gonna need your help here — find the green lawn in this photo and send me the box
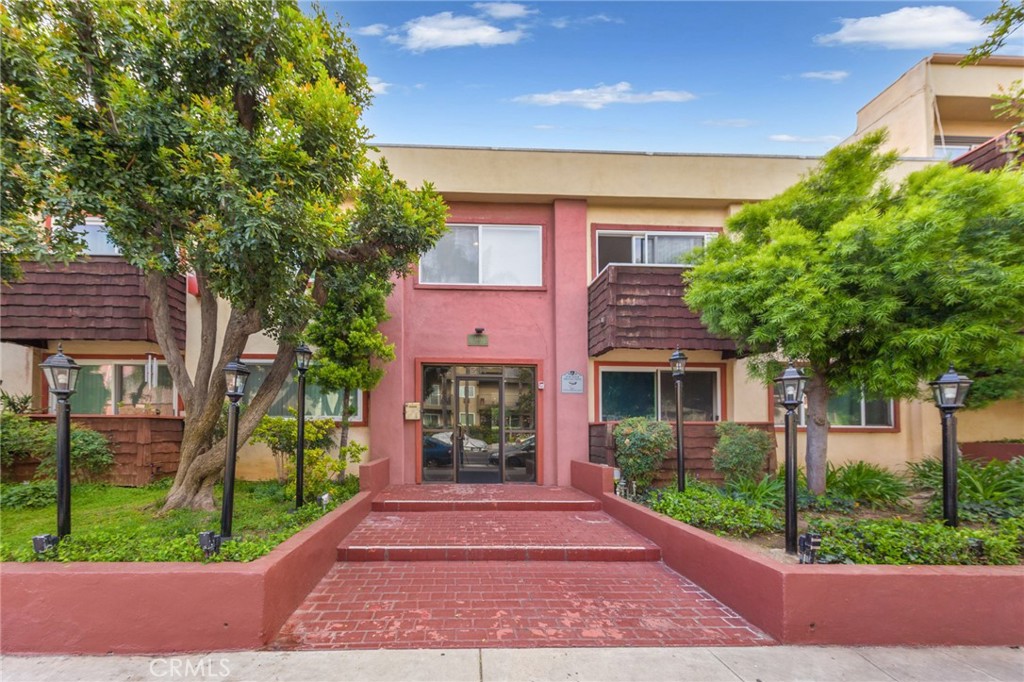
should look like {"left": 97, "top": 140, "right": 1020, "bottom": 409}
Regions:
{"left": 0, "top": 478, "right": 358, "bottom": 563}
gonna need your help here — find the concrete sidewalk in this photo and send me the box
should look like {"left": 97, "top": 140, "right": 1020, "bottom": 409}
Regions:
{"left": 2, "top": 646, "right": 1021, "bottom": 682}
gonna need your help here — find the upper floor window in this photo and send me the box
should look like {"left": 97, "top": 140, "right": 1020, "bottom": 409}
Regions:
{"left": 245, "top": 362, "right": 363, "bottom": 422}
{"left": 599, "top": 367, "right": 721, "bottom": 422}
{"left": 596, "top": 230, "right": 715, "bottom": 273}
{"left": 932, "top": 135, "right": 989, "bottom": 161}
{"left": 773, "top": 385, "right": 893, "bottom": 428}
{"left": 79, "top": 217, "right": 120, "bottom": 256}
{"left": 420, "top": 224, "right": 542, "bottom": 286}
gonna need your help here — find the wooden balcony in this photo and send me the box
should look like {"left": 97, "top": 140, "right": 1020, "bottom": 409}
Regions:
{"left": 951, "top": 128, "right": 1021, "bottom": 172}
{"left": 588, "top": 265, "right": 736, "bottom": 357}
{"left": 0, "top": 258, "right": 185, "bottom": 347}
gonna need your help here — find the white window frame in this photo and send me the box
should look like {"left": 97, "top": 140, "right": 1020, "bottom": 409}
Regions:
{"left": 598, "top": 366, "right": 722, "bottom": 423}
{"left": 773, "top": 387, "right": 894, "bottom": 428}
{"left": 245, "top": 360, "right": 364, "bottom": 422}
{"left": 51, "top": 359, "right": 179, "bottom": 416}
{"left": 79, "top": 217, "right": 121, "bottom": 256}
{"left": 419, "top": 223, "right": 543, "bottom": 287}
{"left": 596, "top": 230, "right": 717, "bottom": 275}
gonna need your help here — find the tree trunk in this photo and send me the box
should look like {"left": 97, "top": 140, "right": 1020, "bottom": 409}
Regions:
{"left": 339, "top": 387, "right": 351, "bottom": 448}
{"left": 804, "top": 370, "right": 830, "bottom": 495}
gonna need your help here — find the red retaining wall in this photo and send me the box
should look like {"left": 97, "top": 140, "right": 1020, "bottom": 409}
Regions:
{"left": 572, "top": 461, "right": 1024, "bottom": 646}
{"left": 0, "top": 458, "right": 389, "bottom": 654}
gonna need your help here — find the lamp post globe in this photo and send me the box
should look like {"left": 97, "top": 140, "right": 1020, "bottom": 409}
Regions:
{"left": 295, "top": 343, "right": 313, "bottom": 375}
{"left": 774, "top": 362, "right": 807, "bottom": 554}
{"left": 41, "top": 344, "right": 81, "bottom": 398}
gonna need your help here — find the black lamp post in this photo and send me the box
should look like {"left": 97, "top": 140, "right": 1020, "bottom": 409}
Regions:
{"left": 775, "top": 362, "right": 807, "bottom": 555}
{"left": 294, "top": 343, "right": 313, "bottom": 510}
{"left": 220, "top": 357, "right": 250, "bottom": 540}
{"left": 929, "top": 365, "right": 972, "bottom": 527}
{"left": 670, "top": 348, "right": 688, "bottom": 492}
{"left": 37, "top": 345, "right": 80, "bottom": 547}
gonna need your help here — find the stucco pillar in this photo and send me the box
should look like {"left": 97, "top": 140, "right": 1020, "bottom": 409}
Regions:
{"left": 373, "top": 275, "right": 410, "bottom": 484}
{"left": 551, "top": 199, "right": 589, "bottom": 485}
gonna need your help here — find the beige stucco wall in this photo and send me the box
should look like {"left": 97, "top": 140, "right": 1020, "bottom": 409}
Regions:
{"left": 0, "top": 342, "right": 37, "bottom": 400}
{"left": 235, "top": 426, "right": 370, "bottom": 481}
{"left": 847, "top": 54, "right": 1024, "bottom": 157}
{"left": 958, "top": 399, "right": 1024, "bottom": 443}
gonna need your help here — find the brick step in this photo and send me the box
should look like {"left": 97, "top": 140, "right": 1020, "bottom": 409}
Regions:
{"left": 337, "top": 511, "right": 661, "bottom": 562}
{"left": 371, "top": 484, "right": 602, "bottom": 512}
{"left": 273, "top": 561, "right": 775, "bottom": 649}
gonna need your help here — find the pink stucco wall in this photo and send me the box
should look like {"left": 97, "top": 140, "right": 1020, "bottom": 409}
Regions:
{"left": 572, "top": 461, "right": 1024, "bottom": 646}
{"left": 372, "top": 201, "right": 591, "bottom": 485}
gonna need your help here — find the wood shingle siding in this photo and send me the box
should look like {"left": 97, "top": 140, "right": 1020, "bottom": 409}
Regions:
{"left": 10, "top": 415, "right": 184, "bottom": 487}
{"left": 588, "top": 265, "right": 736, "bottom": 357}
{"left": 0, "top": 258, "right": 186, "bottom": 347}
{"left": 950, "top": 128, "right": 1021, "bottom": 172}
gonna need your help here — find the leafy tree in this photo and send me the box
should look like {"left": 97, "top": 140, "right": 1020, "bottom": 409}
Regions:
{"left": 2, "top": 0, "right": 447, "bottom": 510}
{"left": 964, "top": 1, "right": 1024, "bottom": 62}
{"left": 686, "top": 132, "right": 1024, "bottom": 494}
{"left": 304, "top": 269, "right": 395, "bottom": 449}
{"left": 962, "top": 0, "right": 1024, "bottom": 165}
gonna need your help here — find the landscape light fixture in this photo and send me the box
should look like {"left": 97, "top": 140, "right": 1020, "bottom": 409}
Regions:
{"left": 930, "top": 365, "right": 972, "bottom": 527}
{"left": 220, "top": 357, "right": 250, "bottom": 540}
{"left": 35, "top": 344, "right": 81, "bottom": 548}
{"left": 294, "top": 344, "right": 313, "bottom": 509}
{"left": 670, "top": 348, "right": 688, "bottom": 492}
{"left": 774, "top": 362, "right": 807, "bottom": 554}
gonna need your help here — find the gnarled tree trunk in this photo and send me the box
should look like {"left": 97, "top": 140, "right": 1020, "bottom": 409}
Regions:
{"left": 146, "top": 271, "right": 299, "bottom": 511}
{"left": 803, "top": 369, "right": 830, "bottom": 495}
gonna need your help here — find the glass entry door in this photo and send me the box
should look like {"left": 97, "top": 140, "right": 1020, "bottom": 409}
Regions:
{"left": 421, "top": 365, "right": 536, "bottom": 484}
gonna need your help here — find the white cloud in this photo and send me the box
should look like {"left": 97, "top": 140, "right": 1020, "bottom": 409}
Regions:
{"left": 551, "top": 13, "right": 622, "bottom": 29}
{"left": 472, "top": 2, "right": 536, "bottom": 20}
{"left": 514, "top": 82, "right": 696, "bottom": 110}
{"left": 367, "top": 77, "right": 391, "bottom": 95}
{"left": 533, "top": 124, "right": 557, "bottom": 130}
{"left": 702, "top": 118, "right": 757, "bottom": 128}
{"left": 356, "top": 23, "right": 389, "bottom": 37}
{"left": 770, "top": 134, "right": 842, "bottom": 143}
{"left": 388, "top": 12, "right": 525, "bottom": 51}
{"left": 815, "top": 6, "right": 986, "bottom": 49}
{"left": 801, "top": 70, "right": 849, "bottom": 83}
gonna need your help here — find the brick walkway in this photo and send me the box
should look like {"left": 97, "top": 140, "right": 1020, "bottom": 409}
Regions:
{"left": 272, "top": 485, "right": 775, "bottom": 650}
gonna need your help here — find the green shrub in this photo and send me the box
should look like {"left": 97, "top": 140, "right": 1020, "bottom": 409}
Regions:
{"left": 251, "top": 414, "right": 338, "bottom": 484}
{"left": 35, "top": 426, "right": 114, "bottom": 481}
{"left": 0, "top": 480, "right": 58, "bottom": 509}
{"left": 0, "top": 414, "right": 113, "bottom": 481}
{"left": 712, "top": 422, "right": 774, "bottom": 483}
{"left": 1, "top": 390, "right": 34, "bottom": 414}
{"left": 650, "top": 483, "right": 782, "bottom": 537}
{"left": 613, "top": 417, "right": 673, "bottom": 493}
{"left": 811, "top": 517, "right": 1021, "bottom": 565}
{"left": 0, "top": 413, "right": 49, "bottom": 468}
{"left": 828, "top": 461, "right": 910, "bottom": 509}
{"left": 723, "top": 474, "right": 784, "bottom": 509}
{"left": 908, "top": 456, "right": 1024, "bottom": 520}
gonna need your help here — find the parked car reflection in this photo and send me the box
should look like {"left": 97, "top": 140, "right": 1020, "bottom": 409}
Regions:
{"left": 488, "top": 435, "right": 535, "bottom": 468}
{"left": 423, "top": 435, "right": 453, "bottom": 467}
{"left": 432, "top": 430, "right": 488, "bottom": 453}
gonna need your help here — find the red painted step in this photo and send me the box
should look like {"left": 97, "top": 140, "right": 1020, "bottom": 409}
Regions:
{"left": 372, "top": 484, "right": 601, "bottom": 512}
{"left": 338, "top": 510, "right": 661, "bottom": 562}
{"left": 273, "top": 562, "right": 775, "bottom": 649}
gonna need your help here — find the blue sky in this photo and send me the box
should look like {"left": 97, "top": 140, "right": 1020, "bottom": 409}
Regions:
{"left": 316, "top": 2, "right": 1021, "bottom": 155}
